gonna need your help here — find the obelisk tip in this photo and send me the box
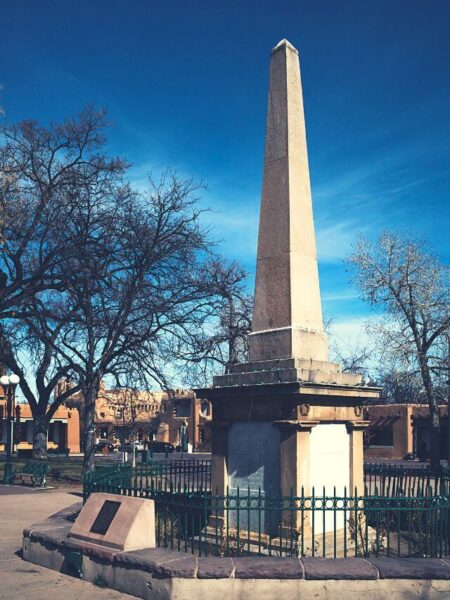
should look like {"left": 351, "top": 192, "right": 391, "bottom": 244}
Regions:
{"left": 271, "top": 39, "right": 299, "bottom": 55}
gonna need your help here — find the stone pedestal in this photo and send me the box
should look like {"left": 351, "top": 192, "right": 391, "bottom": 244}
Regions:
{"left": 196, "top": 359, "right": 379, "bottom": 535}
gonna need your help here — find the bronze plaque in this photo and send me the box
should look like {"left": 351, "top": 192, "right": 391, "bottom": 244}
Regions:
{"left": 89, "top": 500, "right": 121, "bottom": 535}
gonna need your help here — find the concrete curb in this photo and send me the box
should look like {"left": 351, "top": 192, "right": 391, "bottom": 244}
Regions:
{"left": 21, "top": 503, "right": 450, "bottom": 599}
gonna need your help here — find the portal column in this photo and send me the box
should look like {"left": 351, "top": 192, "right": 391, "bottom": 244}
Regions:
{"left": 209, "top": 421, "right": 230, "bottom": 529}
{"left": 276, "top": 420, "right": 319, "bottom": 496}
{"left": 276, "top": 420, "right": 318, "bottom": 532}
{"left": 346, "top": 421, "right": 370, "bottom": 496}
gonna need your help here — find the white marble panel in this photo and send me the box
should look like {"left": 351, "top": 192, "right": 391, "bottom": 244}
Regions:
{"left": 309, "top": 424, "right": 350, "bottom": 533}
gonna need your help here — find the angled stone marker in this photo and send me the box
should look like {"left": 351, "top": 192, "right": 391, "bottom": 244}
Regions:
{"left": 69, "top": 492, "right": 156, "bottom": 552}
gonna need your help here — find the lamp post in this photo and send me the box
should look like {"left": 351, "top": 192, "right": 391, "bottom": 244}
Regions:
{"left": 1, "top": 373, "right": 20, "bottom": 485}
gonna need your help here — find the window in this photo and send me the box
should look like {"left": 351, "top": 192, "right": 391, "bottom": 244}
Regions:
{"left": 200, "top": 401, "right": 209, "bottom": 417}
{"left": 369, "top": 426, "right": 394, "bottom": 447}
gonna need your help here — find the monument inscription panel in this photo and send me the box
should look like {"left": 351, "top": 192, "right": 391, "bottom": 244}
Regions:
{"left": 228, "top": 421, "right": 280, "bottom": 533}
{"left": 89, "top": 500, "right": 121, "bottom": 535}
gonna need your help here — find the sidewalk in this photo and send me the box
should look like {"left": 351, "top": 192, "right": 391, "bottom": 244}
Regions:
{"left": 0, "top": 486, "right": 134, "bottom": 599}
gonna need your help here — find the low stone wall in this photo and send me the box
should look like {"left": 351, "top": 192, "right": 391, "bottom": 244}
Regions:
{"left": 22, "top": 503, "right": 450, "bottom": 600}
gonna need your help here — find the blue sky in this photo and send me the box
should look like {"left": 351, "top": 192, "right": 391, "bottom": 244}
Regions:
{"left": 1, "top": 0, "right": 449, "bottom": 355}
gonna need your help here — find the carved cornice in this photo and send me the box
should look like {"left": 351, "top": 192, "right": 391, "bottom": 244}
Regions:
{"left": 273, "top": 420, "right": 320, "bottom": 431}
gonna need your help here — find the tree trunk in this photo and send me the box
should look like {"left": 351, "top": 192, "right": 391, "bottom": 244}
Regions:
{"left": 429, "top": 404, "right": 441, "bottom": 471}
{"left": 32, "top": 413, "right": 48, "bottom": 460}
{"left": 419, "top": 355, "right": 441, "bottom": 470}
{"left": 82, "top": 380, "right": 100, "bottom": 476}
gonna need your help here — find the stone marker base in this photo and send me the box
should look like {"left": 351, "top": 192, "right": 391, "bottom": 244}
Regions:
{"left": 22, "top": 503, "right": 450, "bottom": 600}
{"left": 212, "top": 357, "right": 362, "bottom": 388}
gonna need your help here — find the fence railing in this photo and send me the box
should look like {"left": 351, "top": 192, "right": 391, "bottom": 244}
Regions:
{"left": 83, "top": 459, "right": 211, "bottom": 501}
{"left": 83, "top": 460, "right": 449, "bottom": 500}
{"left": 152, "top": 487, "right": 450, "bottom": 559}
{"left": 138, "top": 459, "right": 211, "bottom": 492}
{"left": 364, "top": 463, "right": 450, "bottom": 497}
{"left": 83, "top": 461, "right": 450, "bottom": 558}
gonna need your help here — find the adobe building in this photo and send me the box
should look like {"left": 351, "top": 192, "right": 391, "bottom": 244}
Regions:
{"left": 196, "top": 39, "right": 381, "bottom": 535}
{"left": 156, "top": 392, "right": 212, "bottom": 451}
{"left": 64, "top": 381, "right": 163, "bottom": 447}
{"left": 365, "top": 403, "right": 449, "bottom": 461}
{"left": 0, "top": 398, "right": 80, "bottom": 454}
{"left": 63, "top": 381, "right": 211, "bottom": 451}
{"left": 93, "top": 386, "right": 162, "bottom": 444}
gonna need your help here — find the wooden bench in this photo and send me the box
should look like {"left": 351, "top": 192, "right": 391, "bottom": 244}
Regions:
{"left": 13, "top": 462, "right": 48, "bottom": 487}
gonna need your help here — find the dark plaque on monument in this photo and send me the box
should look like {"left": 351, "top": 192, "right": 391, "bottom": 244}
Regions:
{"left": 89, "top": 500, "right": 121, "bottom": 535}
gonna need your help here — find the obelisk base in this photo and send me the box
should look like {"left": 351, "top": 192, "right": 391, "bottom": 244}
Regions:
{"left": 248, "top": 327, "right": 328, "bottom": 362}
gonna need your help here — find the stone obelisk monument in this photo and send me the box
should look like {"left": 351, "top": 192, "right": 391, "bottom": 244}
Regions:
{"left": 196, "top": 40, "right": 380, "bottom": 536}
{"left": 249, "top": 39, "right": 328, "bottom": 364}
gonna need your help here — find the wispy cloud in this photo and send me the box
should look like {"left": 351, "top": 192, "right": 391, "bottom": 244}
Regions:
{"left": 311, "top": 135, "right": 443, "bottom": 264}
{"left": 316, "top": 220, "right": 362, "bottom": 263}
{"left": 328, "top": 317, "right": 368, "bottom": 348}
{"left": 322, "top": 290, "right": 359, "bottom": 302}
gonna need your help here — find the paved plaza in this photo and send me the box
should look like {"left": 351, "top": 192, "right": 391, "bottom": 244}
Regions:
{"left": 0, "top": 486, "right": 133, "bottom": 599}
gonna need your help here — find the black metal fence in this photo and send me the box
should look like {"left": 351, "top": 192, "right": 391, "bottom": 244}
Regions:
{"left": 83, "top": 459, "right": 211, "bottom": 501}
{"left": 83, "top": 460, "right": 450, "bottom": 558}
{"left": 154, "top": 488, "right": 450, "bottom": 558}
{"left": 364, "top": 463, "right": 449, "bottom": 497}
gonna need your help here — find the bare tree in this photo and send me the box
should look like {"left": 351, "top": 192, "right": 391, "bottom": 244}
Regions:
{"left": 178, "top": 260, "right": 252, "bottom": 386}
{"left": 0, "top": 321, "right": 81, "bottom": 458}
{"left": 0, "top": 107, "right": 125, "bottom": 319}
{"left": 45, "top": 172, "right": 244, "bottom": 475}
{"left": 329, "top": 339, "right": 371, "bottom": 378}
{"left": 326, "top": 317, "right": 372, "bottom": 379}
{"left": 0, "top": 108, "right": 126, "bottom": 457}
{"left": 1, "top": 109, "right": 251, "bottom": 473}
{"left": 347, "top": 232, "right": 449, "bottom": 469}
{"left": 376, "top": 367, "right": 425, "bottom": 404}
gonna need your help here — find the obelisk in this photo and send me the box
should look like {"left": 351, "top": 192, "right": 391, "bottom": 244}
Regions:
{"left": 248, "top": 39, "right": 328, "bottom": 363}
{"left": 195, "top": 40, "right": 380, "bottom": 539}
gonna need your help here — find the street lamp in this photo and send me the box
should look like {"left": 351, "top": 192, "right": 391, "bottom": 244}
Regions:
{"left": 1, "top": 373, "right": 20, "bottom": 485}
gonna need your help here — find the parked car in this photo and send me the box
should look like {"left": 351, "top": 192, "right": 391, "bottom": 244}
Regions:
{"left": 148, "top": 441, "right": 175, "bottom": 454}
{"left": 403, "top": 452, "right": 420, "bottom": 461}
{"left": 94, "top": 441, "right": 116, "bottom": 453}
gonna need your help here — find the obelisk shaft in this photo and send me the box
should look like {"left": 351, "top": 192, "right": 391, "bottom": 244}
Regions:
{"left": 248, "top": 39, "right": 328, "bottom": 362}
